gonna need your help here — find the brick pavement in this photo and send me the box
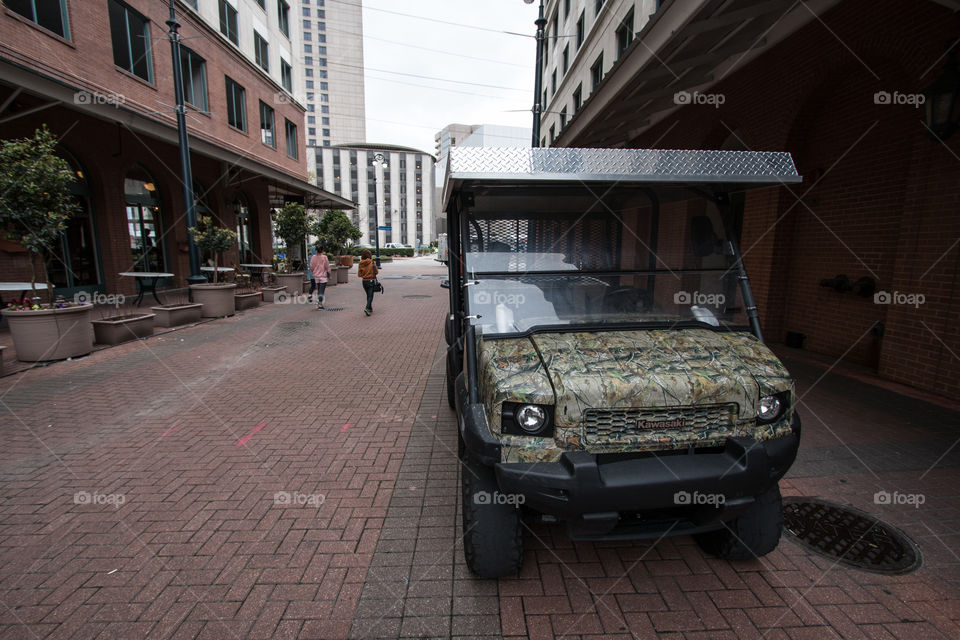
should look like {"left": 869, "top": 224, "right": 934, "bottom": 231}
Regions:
{"left": 1, "top": 256, "right": 959, "bottom": 639}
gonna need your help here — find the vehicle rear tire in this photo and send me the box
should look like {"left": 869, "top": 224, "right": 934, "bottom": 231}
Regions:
{"left": 446, "top": 371, "right": 456, "bottom": 410}
{"left": 460, "top": 459, "right": 524, "bottom": 578}
{"left": 695, "top": 484, "right": 783, "bottom": 561}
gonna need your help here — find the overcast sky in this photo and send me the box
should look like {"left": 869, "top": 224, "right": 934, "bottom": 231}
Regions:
{"left": 359, "top": 0, "right": 539, "bottom": 154}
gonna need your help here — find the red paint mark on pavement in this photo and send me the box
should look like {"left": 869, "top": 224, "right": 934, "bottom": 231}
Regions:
{"left": 237, "top": 422, "right": 267, "bottom": 446}
{"left": 161, "top": 425, "right": 180, "bottom": 437}
{"left": 340, "top": 423, "right": 350, "bottom": 432}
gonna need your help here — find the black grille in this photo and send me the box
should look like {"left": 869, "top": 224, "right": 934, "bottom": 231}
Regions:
{"left": 582, "top": 404, "right": 737, "bottom": 442}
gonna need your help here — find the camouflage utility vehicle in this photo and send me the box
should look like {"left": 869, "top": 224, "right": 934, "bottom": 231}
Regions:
{"left": 442, "top": 148, "right": 803, "bottom": 578}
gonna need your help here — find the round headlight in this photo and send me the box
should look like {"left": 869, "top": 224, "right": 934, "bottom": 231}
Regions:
{"left": 758, "top": 395, "right": 783, "bottom": 422}
{"left": 515, "top": 405, "right": 547, "bottom": 433}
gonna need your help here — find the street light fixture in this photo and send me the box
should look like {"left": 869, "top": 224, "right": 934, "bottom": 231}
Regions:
{"left": 371, "top": 152, "right": 386, "bottom": 267}
{"left": 525, "top": 0, "right": 547, "bottom": 147}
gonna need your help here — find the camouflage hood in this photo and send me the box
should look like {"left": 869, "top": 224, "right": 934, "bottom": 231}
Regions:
{"left": 478, "top": 329, "right": 793, "bottom": 461}
{"left": 529, "top": 329, "right": 789, "bottom": 426}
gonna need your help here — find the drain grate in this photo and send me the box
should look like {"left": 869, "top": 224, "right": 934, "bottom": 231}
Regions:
{"left": 321, "top": 307, "right": 345, "bottom": 311}
{"left": 782, "top": 497, "right": 921, "bottom": 575}
{"left": 402, "top": 295, "right": 432, "bottom": 299}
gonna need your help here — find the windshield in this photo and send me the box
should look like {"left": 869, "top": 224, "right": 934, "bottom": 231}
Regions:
{"left": 460, "top": 185, "right": 750, "bottom": 336}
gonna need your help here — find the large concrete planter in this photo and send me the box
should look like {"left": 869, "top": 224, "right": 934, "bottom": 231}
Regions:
{"left": 260, "top": 286, "right": 286, "bottom": 302}
{"left": 337, "top": 265, "right": 348, "bottom": 284}
{"left": 326, "top": 267, "right": 338, "bottom": 287}
{"left": 190, "top": 283, "right": 237, "bottom": 317}
{"left": 91, "top": 313, "right": 155, "bottom": 345}
{"left": 1, "top": 304, "right": 94, "bottom": 361}
{"left": 151, "top": 303, "right": 202, "bottom": 328}
{"left": 234, "top": 291, "right": 262, "bottom": 310}
{"left": 339, "top": 255, "right": 354, "bottom": 267}
{"left": 275, "top": 273, "right": 304, "bottom": 295}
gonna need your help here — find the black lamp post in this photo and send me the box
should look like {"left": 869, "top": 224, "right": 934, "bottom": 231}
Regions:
{"left": 167, "top": 0, "right": 204, "bottom": 284}
{"left": 924, "top": 41, "right": 960, "bottom": 141}
{"left": 525, "top": 0, "right": 547, "bottom": 147}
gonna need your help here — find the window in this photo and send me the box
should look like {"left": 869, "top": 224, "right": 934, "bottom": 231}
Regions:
{"left": 307, "top": 116, "right": 315, "bottom": 124}
{"left": 549, "top": 124, "right": 556, "bottom": 145}
{"left": 320, "top": 82, "right": 328, "bottom": 90}
{"left": 304, "top": 56, "right": 312, "bottom": 64}
{"left": 306, "top": 80, "right": 314, "bottom": 89}
{"left": 576, "top": 13, "right": 584, "bottom": 48}
{"left": 308, "top": 127, "right": 316, "bottom": 136}
{"left": 302, "top": 6, "right": 309, "bottom": 16}
{"left": 322, "top": 128, "right": 330, "bottom": 136}
{"left": 254, "top": 31, "right": 269, "bottom": 72}
{"left": 255, "top": 0, "right": 265, "bottom": 8}
{"left": 180, "top": 46, "right": 207, "bottom": 111}
{"left": 280, "top": 59, "right": 292, "bottom": 92}
{"left": 184, "top": 0, "right": 197, "bottom": 8}
{"left": 595, "top": 0, "right": 605, "bottom": 15}
{"left": 573, "top": 83, "right": 582, "bottom": 112}
{"left": 218, "top": 0, "right": 238, "bottom": 45}
{"left": 302, "top": 19, "right": 310, "bottom": 29}
{"left": 303, "top": 31, "right": 311, "bottom": 41}
{"left": 563, "top": 0, "right": 570, "bottom": 19}
{"left": 318, "top": 34, "right": 325, "bottom": 43}
{"left": 225, "top": 76, "right": 246, "bottom": 131}
{"left": 304, "top": 44, "right": 312, "bottom": 53}
{"left": 285, "top": 119, "right": 298, "bottom": 159}
{"left": 4, "top": 0, "right": 70, "bottom": 38}
{"left": 108, "top": 0, "right": 152, "bottom": 81}
{"left": 616, "top": 9, "right": 634, "bottom": 59}
{"left": 278, "top": 0, "right": 290, "bottom": 38}
{"left": 560, "top": 107, "right": 567, "bottom": 128}
{"left": 591, "top": 53, "right": 604, "bottom": 90}
{"left": 305, "top": 68, "right": 313, "bottom": 78}
{"left": 550, "top": 13, "right": 557, "bottom": 41}
{"left": 259, "top": 101, "right": 275, "bottom": 147}
{"left": 551, "top": 70, "right": 556, "bottom": 95}
{"left": 562, "top": 44, "right": 569, "bottom": 75}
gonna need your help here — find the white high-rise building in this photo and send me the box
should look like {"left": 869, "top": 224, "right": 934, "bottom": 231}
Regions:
{"left": 310, "top": 144, "right": 435, "bottom": 246}
{"left": 296, "top": 0, "right": 366, "bottom": 147}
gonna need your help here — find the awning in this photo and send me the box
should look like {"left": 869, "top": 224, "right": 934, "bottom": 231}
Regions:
{"left": 555, "top": 0, "right": 841, "bottom": 148}
{"left": 0, "top": 58, "right": 356, "bottom": 211}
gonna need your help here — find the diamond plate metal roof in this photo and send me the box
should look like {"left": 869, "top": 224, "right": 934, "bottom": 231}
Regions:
{"left": 443, "top": 147, "right": 800, "bottom": 210}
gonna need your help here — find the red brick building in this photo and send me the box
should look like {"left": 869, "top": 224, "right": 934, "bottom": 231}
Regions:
{"left": 551, "top": 0, "right": 960, "bottom": 400}
{"left": 0, "top": 0, "right": 352, "bottom": 297}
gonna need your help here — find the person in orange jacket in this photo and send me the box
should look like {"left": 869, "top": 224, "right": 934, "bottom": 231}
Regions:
{"left": 357, "top": 249, "right": 378, "bottom": 316}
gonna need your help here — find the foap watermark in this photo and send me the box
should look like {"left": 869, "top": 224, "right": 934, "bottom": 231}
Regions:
{"left": 74, "top": 491, "right": 126, "bottom": 507}
{"left": 874, "top": 91, "right": 926, "bottom": 108}
{"left": 873, "top": 290, "right": 924, "bottom": 308}
{"left": 674, "top": 490, "right": 725, "bottom": 506}
{"left": 74, "top": 291, "right": 126, "bottom": 306}
{"left": 273, "top": 91, "right": 307, "bottom": 106}
{"left": 674, "top": 290, "right": 725, "bottom": 308}
{"left": 274, "top": 291, "right": 311, "bottom": 305}
{"left": 473, "top": 490, "right": 525, "bottom": 506}
{"left": 874, "top": 490, "right": 925, "bottom": 509}
{"left": 674, "top": 90, "right": 725, "bottom": 108}
{"left": 274, "top": 491, "right": 325, "bottom": 507}
{"left": 74, "top": 90, "right": 125, "bottom": 108}
{"left": 473, "top": 291, "right": 526, "bottom": 308}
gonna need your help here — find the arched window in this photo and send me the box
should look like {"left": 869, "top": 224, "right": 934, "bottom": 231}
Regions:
{"left": 46, "top": 149, "right": 101, "bottom": 292}
{"left": 124, "top": 167, "right": 166, "bottom": 272}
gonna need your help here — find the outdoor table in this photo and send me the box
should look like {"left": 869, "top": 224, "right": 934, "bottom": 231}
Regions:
{"left": 200, "top": 267, "right": 234, "bottom": 283}
{"left": 239, "top": 264, "right": 272, "bottom": 285}
{"left": 118, "top": 272, "right": 174, "bottom": 306}
{"left": 0, "top": 282, "right": 49, "bottom": 301}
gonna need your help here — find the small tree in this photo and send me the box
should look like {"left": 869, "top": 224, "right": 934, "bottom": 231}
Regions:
{"left": 0, "top": 126, "right": 77, "bottom": 301}
{"left": 272, "top": 202, "right": 310, "bottom": 272}
{"left": 188, "top": 216, "right": 236, "bottom": 284}
{"left": 312, "top": 209, "right": 361, "bottom": 258}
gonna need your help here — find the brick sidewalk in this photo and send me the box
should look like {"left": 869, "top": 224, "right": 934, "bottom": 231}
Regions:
{"left": 1, "top": 258, "right": 959, "bottom": 639}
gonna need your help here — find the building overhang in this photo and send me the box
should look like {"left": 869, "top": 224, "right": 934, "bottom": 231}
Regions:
{"left": 555, "top": 0, "right": 842, "bottom": 148}
{"left": 0, "top": 58, "right": 355, "bottom": 211}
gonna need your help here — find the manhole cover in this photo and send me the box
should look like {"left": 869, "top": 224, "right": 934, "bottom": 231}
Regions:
{"left": 782, "top": 497, "right": 921, "bottom": 575}
{"left": 402, "top": 295, "right": 431, "bottom": 299}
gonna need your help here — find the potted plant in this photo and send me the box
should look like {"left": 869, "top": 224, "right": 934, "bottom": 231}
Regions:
{"left": 91, "top": 310, "right": 156, "bottom": 345}
{"left": 188, "top": 216, "right": 237, "bottom": 317}
{"left": 272, "top": 202, "right": 310, "bottom": 295}
{"left": 0, "top": 126, "right": 93, "bottom": 361}
{"left": 312, "top": 209, "right": 361, "bottom": 270}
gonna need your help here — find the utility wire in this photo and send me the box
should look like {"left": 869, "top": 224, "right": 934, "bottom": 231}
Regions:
{"left": 325, "top": 0, "right": 529, "bottom": 37}
{"left": 325, "top": 59, "right": 530, "bottom": 93}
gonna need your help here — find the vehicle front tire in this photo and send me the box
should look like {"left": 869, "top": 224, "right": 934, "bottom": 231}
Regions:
{"left": 695, "top": 483, "right": 783, "bottom": 561}
{"left": 460, "top": 459, "right": 524, "bottom": 578}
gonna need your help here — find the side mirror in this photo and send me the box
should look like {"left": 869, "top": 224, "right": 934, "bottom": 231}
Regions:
{"left": 691, "top": 216, "right": 721, "bottom": 257}
{"left": 441, "top": 280, "right": 450, "bottom": 289}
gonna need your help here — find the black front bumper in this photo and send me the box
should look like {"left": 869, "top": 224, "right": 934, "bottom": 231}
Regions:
{"left": 457, "top": 375, "right": 800, "bottom": 539}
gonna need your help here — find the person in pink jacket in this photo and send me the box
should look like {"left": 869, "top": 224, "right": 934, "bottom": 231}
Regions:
{"left": 308, "top": 244, "right": 331, "bottom": 310}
